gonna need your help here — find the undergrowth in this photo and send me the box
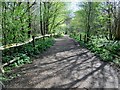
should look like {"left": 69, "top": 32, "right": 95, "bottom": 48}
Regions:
{"left": 70, "top": 34, "right": 120, "bottom": 66}
{"left": 1, "top": 37, "right": 54, "bottom": 82}
{"left": 53, "top": 33, "right": 64, "bottom": 38}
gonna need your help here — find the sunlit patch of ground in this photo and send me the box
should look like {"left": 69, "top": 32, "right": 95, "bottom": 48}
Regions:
{"left": 6, "top": 35, "right": 120, "bottom": 88}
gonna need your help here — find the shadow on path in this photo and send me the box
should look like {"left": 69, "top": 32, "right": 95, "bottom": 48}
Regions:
{"left": 6, "top": 35, "right": 119, "bottom": 88}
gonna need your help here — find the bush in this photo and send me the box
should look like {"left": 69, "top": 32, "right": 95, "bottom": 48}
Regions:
{"left": 2, "top": 37, "right": 54, "bottom": 73}
{"left": 70, "top": 34, "right": 120, "bottom": 66}
{"left": 53, "top": 33, "right": 63, "bottom": 38}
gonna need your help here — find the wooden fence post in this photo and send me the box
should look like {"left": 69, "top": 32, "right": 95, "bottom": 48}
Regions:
{"left": 84, "top": 34, "right": 86, "bottom": 43}
{"left": 32, "top": 35, "right": 35, "bottom": 51}
{"left": 79, "top": 34, "right": 81, "bottom": 41}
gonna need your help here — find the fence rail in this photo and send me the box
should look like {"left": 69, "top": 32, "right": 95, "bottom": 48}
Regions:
{"left": 0, "top": 34, "right": 56, "bottom": 73}
{"left": 0, "top": 34, "right": 54, "bottom": 51}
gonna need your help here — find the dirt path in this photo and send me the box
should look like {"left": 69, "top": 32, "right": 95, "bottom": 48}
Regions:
{"left": 6, "top": 35, "right": 120, "bottom": 88}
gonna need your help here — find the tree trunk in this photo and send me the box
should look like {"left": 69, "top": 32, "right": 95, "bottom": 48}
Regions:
{"left": 27, "top": 1, "right": 31, "bottom": 38}
{"left": 2, "top": 2, "right": 7, "bottom": 45}
{"left": 107, "top": 2, "right": 112, "bottom": 40}
{"left": 40, "top": 2, "right": 44, "bottom": 35}
{"left": 86, "top": 2, "right": 91, "bottom": 42}
{"left": 115, "top": 4, "right": 120, "bottom": 40}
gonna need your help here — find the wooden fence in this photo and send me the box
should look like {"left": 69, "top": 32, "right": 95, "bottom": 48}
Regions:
{"left": 0, "top": 34, "right": 55, "bottom": 73}
{"left": 0, "top": 34, "right": 54, "bottom": 51}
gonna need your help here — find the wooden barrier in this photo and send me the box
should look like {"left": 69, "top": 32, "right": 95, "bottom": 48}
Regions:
{"left": 0, "top": 57, "right": 20, "bottom": 73}
{"left": 0, "top": 34, "right": 57, "bottom": 73}
{"left": 0, "top": 34, "right": 53, "bottom": 51}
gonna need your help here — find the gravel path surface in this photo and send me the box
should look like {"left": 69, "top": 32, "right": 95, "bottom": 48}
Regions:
{"left": 6, "top": 35, "right": 120, "bottom": 88}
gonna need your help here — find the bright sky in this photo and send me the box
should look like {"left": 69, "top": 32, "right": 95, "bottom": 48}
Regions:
{"left": 66, "top": 2, "right": 79, "bottom": 17}
{"left": 70, "top": 2, "right": 79, "bottom": 12}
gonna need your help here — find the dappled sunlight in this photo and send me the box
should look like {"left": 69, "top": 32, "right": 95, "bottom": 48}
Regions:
{"left": 2, "top": 1, "right": 120, "bottom": 89}
{"left": 6, "top": 36, "right": 119, "bottom": 88}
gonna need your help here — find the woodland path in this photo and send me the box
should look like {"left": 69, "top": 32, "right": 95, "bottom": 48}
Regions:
{"left": 6, "top": 35, "right": 120, "bottom": 88}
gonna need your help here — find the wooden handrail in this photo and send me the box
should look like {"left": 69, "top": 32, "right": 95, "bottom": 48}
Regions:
{"left": 0, "top": 34, "right": 53, "bottom": 51}
{"left": 0, "top": 33, "right": 58, "bottom": 73}
{"left": 0, "top": 57, "right": 20, "bottom": 73}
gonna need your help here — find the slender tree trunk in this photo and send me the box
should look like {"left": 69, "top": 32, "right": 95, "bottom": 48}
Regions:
{"left": 40, "top": 2, "right": 44, "bottom": 35}
{"left": 107, "top": 2, "right": 112, "bottom": 40}
{"left": 43, "top": 2, "right": 47, "bottom": 35}
{"left": 2, "top": 2, "right": 7, "bottom": 45}
{"left": 27, "top": 1, "right": 31, "bottom": 38}
{"left": 45, "top": 2, "right": 50, "bottom": 34}
{"left": 46, "top": 19, "right": 49, "bottom": 34}
{"left": 86, "top": 2, "right": 91, "bottom": 42}
{"left": 1, "top": 2, "right": 4, "bottom": 40}
{"left": 115, "top": 3, "right": 120, "bottom": 40}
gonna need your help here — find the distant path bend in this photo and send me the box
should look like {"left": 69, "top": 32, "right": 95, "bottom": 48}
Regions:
{"left": 6, "top": 35, "right": 120, "bottom": 88}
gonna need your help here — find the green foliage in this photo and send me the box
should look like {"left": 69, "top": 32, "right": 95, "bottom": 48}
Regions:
{"left": 53, "top": 33, "right": 63, "bottom": 38}
{"left": 0, "top": 73, "right": 22, "bottom": 82}
{"left": 1, "top": 37, "right": 54, "bottom": 82}
{"left": 0, "top": 73, "right": 10, "bottom": 82}
{"left": 4, "top": 53, "right": 31, "bottom": 71}
{"left": 69, "top": 2, "right": 120, "bottom": 66}
{"left": 71, "top": 34, "right": 120, "bottom": 66}
{"left": 2, "top": 37, "right": 54, "bottom": 73}
{"left": 86, "top": 38, "right": 120, "bottom": 65}
{"left": 69, "top": 2, "right": 101, "bottom": 36}
{"left": 35, "top": 37, "right": 54, "bottom": 53}
{"left": 2, "top": 2, "right": 31, "bottom": 45}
